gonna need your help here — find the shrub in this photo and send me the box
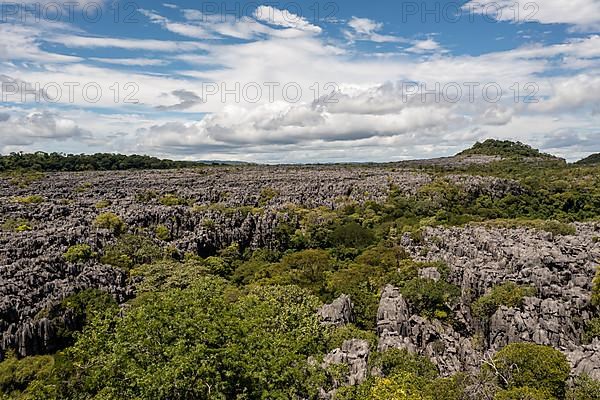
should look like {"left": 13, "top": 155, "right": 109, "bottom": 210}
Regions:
{"left": 330, "top": 221, "right": 376, "bottom": 249}
{"left": 566, "top": 375, "right": 600, "bottom": 400}
{"left": 94, "top": 212, "right": 125, "bottom": 234}
{"left": 583, "top": 317, "right": 600, "bottom": 343}
{"left": 592, "top": 266, "right": 600, "bottom": 307}
{"left": 327, "top": 324, "right": 378, "bottom": 351}
{"left": 494, "top": 387, "right": 554, "bottom": 400}
{"left": 135, "top": 190, "right": 157, "bottom": 203}
{"left": 63, "top": 244, "right": 96, "bottom": 263}
{"left": 274, "top": 249, "right": 336, "bottom": 296}
{"left": 2, "top": 218, "right": 33, "bottom": 232}
{"left": 155, "top": 225, "right": 171, "bottom": 241}
{"left": 365, "top": 372, "right": 430, "bottom": 400}
{"left": 94, "top": 200, "right": 110, "bottom": 209}
{"left": 369, "top": 348, "right": 438, "bottom": 380}
{"left": 101, "top": 234, "right": 163, "bottom": 270}
{"left": 481, "top": 219, "right": 576, "bottom": 236}
{"left": 13, "top": 195, "right": 44, "bottom": 204}
{"left": 472, "top": 283, "right": 536, "bottom": 321}
{"left": 0, "top": 353, "right": 55, "bottom": 398}
{"left": 258, "top": 187, "right": 279, "bottom": 206}
{"left": 400, "top": 278, "right": 460, "bottom": 319}
{"left": 490, "top": 343, "right": 570, "bottom": 398}
{"left": 159, "top": 193, "right": 187, "bottom": 206}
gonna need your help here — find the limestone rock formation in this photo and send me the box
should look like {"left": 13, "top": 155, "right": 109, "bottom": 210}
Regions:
{"left": 318, "top": 295, "right": 355, "bottom": 326}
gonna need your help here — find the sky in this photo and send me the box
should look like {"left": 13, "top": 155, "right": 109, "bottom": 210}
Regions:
{"left": 0, "top": 0, "right": 599, "bottom": 163}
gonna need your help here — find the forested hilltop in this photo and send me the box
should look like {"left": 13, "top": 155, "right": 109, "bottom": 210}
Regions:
{"left": 1, "top": 140, "right": 600, "bottom": 399}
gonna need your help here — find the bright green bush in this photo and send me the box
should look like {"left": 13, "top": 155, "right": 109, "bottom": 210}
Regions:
{"left": 0, "top": 353, "right": 54, "bottom": 398}
{"left": 63, "top": 244, "right": 95, "bottom": 263}
{"left": 258, "top": 187, "right": 279, "bottom": 206}
{"left": 364, "top": 372, "right": 431, "bottom": 400}
{"left": 271, "top": 249, "right": 336, "bottom": 296}
{"left": 472, "top": 282, "right": 536, "bottom": 321}
{"left": 490, "top": 343, "right": 570, "bottom": 398}
{"left": 155, "top": 224, "right": 171, "bottom": 241}
{"left": 2, "top": 218, "right": 33, "bottom": 232}
{"left": 94, "top": 212, "right": 125, "bottom": 234}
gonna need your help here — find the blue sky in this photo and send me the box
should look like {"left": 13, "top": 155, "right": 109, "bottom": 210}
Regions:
{"left": 0, "top": 0, "right": 599, "bottom": 162}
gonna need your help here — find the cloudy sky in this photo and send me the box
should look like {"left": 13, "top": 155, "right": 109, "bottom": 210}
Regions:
{"left": 0, "top": 0, "right": 599, "bottom": 162}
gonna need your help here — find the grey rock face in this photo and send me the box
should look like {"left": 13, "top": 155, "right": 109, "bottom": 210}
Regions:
{"left": 377, "top": 285, "right": 481, "bottom": 376}
{"left": 318, "top": 295, "right": 355, "bottom": 326}
{"left": 378, "top": 223, "right": 600, "bottom": 377}
{"left": 320, "top": 339, "right": 370, "bottom": 398}
{"left": 566, "top": 340, "right": 600, "bottom": 380}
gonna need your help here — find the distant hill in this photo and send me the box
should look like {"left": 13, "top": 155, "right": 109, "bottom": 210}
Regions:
{"left": 457, "top": 139, "right": 558, "bottom": 160}
{"left": 575, "top": 153, "right": 600, "bottom": 166}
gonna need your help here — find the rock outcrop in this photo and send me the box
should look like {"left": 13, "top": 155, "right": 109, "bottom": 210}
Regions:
{"left": 318, "top": 295, "right": 355, "bottom": 326}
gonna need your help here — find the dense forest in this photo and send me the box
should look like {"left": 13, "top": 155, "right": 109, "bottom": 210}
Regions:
{"left": 1, "top": 140, "right": 600, "bottom": 399}
{"left": 0, "top": 152, "right": 205, "bottom": 172}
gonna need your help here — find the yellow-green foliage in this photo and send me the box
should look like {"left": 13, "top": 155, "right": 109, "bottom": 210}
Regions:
{"left": 100, "top": 234, "right": 163, "bottom": 271}
{"left": 566, "top": 375, "right": 600, "bottom": 400}
{"left": 490, "top": 343, "right": 570, "bottom": 398}
{"left": 94, "top": 200, "right": 110, "bottom": 209}
{"left": 365, "top": 372, "right": 432, "bottom": 400}
{"left": 13, "top": 195, "right": 44, "bottom": 204}
{"left": 0, "top": 353, "right": 54, "bottom": 399}
{"left": 6, "top": 171, "right": 45, "bottom": 188}
{"left": 155, "top": 225, "right": 171, "bottom": 241}
{"left": 2, "top": 218, "right": 32, "bottom": 232}
{"left": 494, "top": 387, "right": 554, "bottom": 400}
{"left": 258, "top": 187, "right": 279, "bottom": 206}
{"left": 583, "top": 318, "right": 600, "bottom": 343}
{"left": 472, "top": 282, "right": 536, "bottom": 321}
{"left": 94, "top": 212, "right": 125, "bottom": 234}
{"left": 159, "top": 194, "right": 188, "bottom": 206}
{"left": 75, "top": 182, "right": 92, "bottom": 193}
{"left": 64, "top": 244, "right": 96, "bottom": 263}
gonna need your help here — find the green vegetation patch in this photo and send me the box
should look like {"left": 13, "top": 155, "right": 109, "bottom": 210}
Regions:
{"left": 12, "top": 195, "right": 44, "bottom": 204}
{"left": 472, "top": 282, "right": 536, "bottom": 321}
{"left": 94, "top": 212, "right": 126, "bottom": 235}
{"left": 63, "top": 244, "right": 96, "bottom": 263}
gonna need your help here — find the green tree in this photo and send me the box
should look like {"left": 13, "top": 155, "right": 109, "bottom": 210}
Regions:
{"left": 490, "top": 343, "right": 570, "bottom": 399}
{"left": 494, "top": 387, "right": 554, "bottom": 400}
{"left": 63, "top": 244, "right": 96, "bottom": 263}
{"left": 472, "top": 283, "right": 536, "bottom": 321}
{"left": 94, "top": 212, "right": 126, "bottom": 235}
{"left": 42, "top": 279, "right": 329, "bottom": 399}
